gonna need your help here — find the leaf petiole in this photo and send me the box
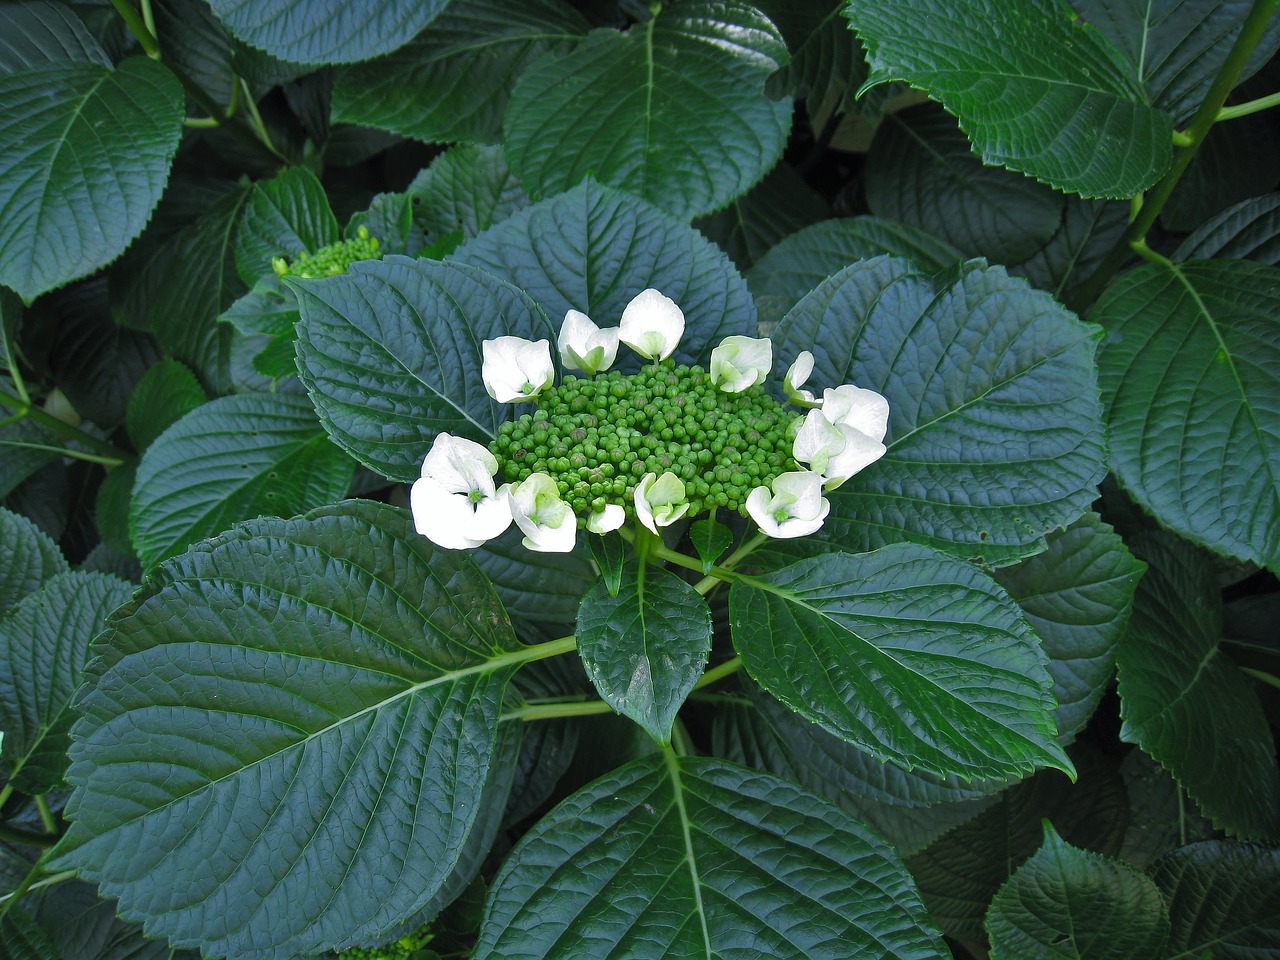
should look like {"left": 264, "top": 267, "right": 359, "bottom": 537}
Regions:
{"left": 1216, "top": 90, "right": 1280, "bottom": 122}
{"left": 109, "top": 0, "right": 160, "bottom": 59}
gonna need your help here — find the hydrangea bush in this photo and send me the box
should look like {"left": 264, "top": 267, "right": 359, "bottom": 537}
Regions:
{"left": 1, "top": 1, "right": 1278, "bottom": 959}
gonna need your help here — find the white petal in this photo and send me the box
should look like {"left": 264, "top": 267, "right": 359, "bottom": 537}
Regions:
{"left": 558, "top": 310, "right": 620, "bottom": 375}
{"left": 508, "top": 473, "right": 577, "bottom": 553}
{"left": 710, "top": 336, "right": 772, "bottom": 392}
{"left": 421, "top": 432, "right": 498, "bottom": 495}
{"left": 634, "top": 471, "right": 688, "bottom": 534}
{"left": 792, "top": 409, "right": 843, "bottom": 474}
{"left": 482, "top": 336, "right": 554, "bottom": 402}
{"left": 619, "top": 288, "right": 685, "bottom": 361}
{"left": 745, "top": 471, "right": 829, "bottom": 538}
{"left": 410, "top": 476, "right": 511, "bottom": 549}
{"left": 822, "top": 385, "right": 890, "bottom": 442}
{"left": 823, "top": 424, "right": 887, "bottom": 489}
{"left": 784, "top": 351, "right": 819, "bottom": 407}
{"left": 587, "top": 503, "right": 625, "bottom": 534}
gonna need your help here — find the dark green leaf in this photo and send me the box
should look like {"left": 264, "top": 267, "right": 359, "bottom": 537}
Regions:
{"left": 292, "top": 257, "right": 554, "bottom": 481}
{"left": 689, "top": 516, "right": 732, "bottom": 572}
{"left": 94, "top": 462, "right": 135, "bottom": 558}
{"left": 1116, "top": 531, "right": 1280, "bottom": 840}
{"left": 126, "top": 360, "right": 208, "bottom": 453}
{"left": 586, "top": 531, "right": 626, "bottom": 597}
{"left": 1095, "top": 260, "right": 1280, "bottom": 571}
{"left": 151, "top": 0, "right": 243, "bottom": 105}
{"left": 0, "top": 58, "right": 183, "bottom": 302}
{"left": 576, "top": 560, "right": 712, "bottom": 742}
{"left": 730, "top": 544, "right": 1072, "bottom": 782}
{"left": 758, "top": 0, "right": 868, "bottom": 110}
{"left": 694, "top": 162, "right": 828, "bottom": 271}
{"left": 1173, "top": 193, "right": 1280, "bottom": 264}
{"left": 0, "top": 571, "right": 133, "bottom": 793}
{"left": 129, "top": 393, "right": 355, "bottom": 570}
{"left": 775, "top": 257, "right": 1106, "bottom": 563}
{"left": 407, "top": 143, "right": 531, "bottom": 244}
{"left": 34, "top": 880, "right": 173, "bottom": 960}
{"left": 206, "top": 0, "right": 448, "bottom": 64}
{"left": 0, "top": 416, "right": 60, "bottom": 501}
{"left": 1151, "top": 840, "right": 1280, "bottom": 960}
{"left": 1009, "top": 196, "right": 1129, "bottom": 302}
{"left": 1118, "top": 750, "right": 1217, "bottom": 870}
{"left": 474, "top": 753, "right": 948, "bottom": 959}
{"left": 0, "top": 506, "right": 67, "bottom": 618}
{"left": 995, "top": 512, "right": 1145, "bottom": 742}
{"left": 865, "top": 102, "right": 1065, "bottom": 264}
{"left": 0, "top": 1, "right": 109, "bottom": 72}
{"left": 504, "top": 2, "right": 791, "bottom": 219}
{"left": 471, "top": 526, "right": 597, "bottom": 624}
{"left": 746, "top": 217, "right": 962, "bottom": 327}
{"left": 985, "top": 823, "right": 1169, "bottom": 960}
{"left": 452, "top": 180, "right": 759, "bottom": 369}
{"left": 1159, "top": 113, "right": 1280, "bottom": 232}
{"left": 845, "top": 0, "right": 1173, "bottom": 197}
{"left": 234, "top": 166, "right": 339, "bottom": 285}
{"left": 332, "top": 0, "right": 590, "bottom": 144}
{"left": 56, "top": 501, "right": 528, "bottom": 958}
{"left": 0, "top": 909, "right": 56, "bottom": 960}
{"left": 346, "top": 191, "right": 419, "bottom": 257}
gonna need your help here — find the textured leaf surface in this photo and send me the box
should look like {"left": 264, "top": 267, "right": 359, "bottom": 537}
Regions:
{"left": 234, "top": 166, "right": 339, "bottom": 284}
{"left": 57, "top": 501, "right": 525, "bottom": 958}
{"left": 452, "top": 180, "right": 758, "bottom": 369}
{"left": 1009, "top": 196, "right": 1129, "bottom": 302}
{"left": 1173, "top": 193, "right": 1280, "bottom": 264}
{"left": 576, "top": 561, "right": 712, "bottom": 743}
{"left": 774, "top": 256, "right": 1106, "bottom": 563}
{"left": 504, "top": 2, "right": 791, "bottom": 219}
{"left": 206, "top": 0, "right": 447, "bottom": 64}
{"left": 0, "top": 1, "right": 110, "bottom": 71}
{"left": 472, "top": 527, "right": 596, "bottom": 624}
{"left": 0, "top": 57, "right": 183, "bottom": 301}
{"left": 995, "top": 512, "right": 1144, "bottom": 742}
{"left": 292, "top": 257, "right": 554, "bottom": 481}
{"left": 1116, "top": 531, "right": 1280, "bottom": 840}
{"left": 407, "top": 143, "right": 530, "bottom": 243}
{"left": 985, "top": 823, "right": 1169, "bottom": 960}
{"left": 757, "top": 0, "right": 867, "bottom": 109}
{"left": 333, "top": 0, "right": 589, "bottom": 144}
{"left": 845, "top": 0, "right": 1172, "bottom": 197}
{"left": 0, "top": 506, "right": 67, "bottom": 617}
{"left": 33, "top": 880, "right": 174, "bottom": 960}
{"left": 126, "top": 359, "right": 208, "bottom": 452}
{"left": 1151, "top": 840, "right": 1280, "bottom": 959}
{"left": 129, "top": 392, "right": 354, "bottom": 570}
{"left": 0, "top": 571, "right": 132, "bottom": 793}
{"left": 1096, "top": 260, "right": 1280, "bottom": 571}
{"left": 694, "top": 162, "right": 828, "bottom": 271}
{"left": 730, "top": 544, "right": 1071, "bottom": 782}
{"left": 474, "top": 753, "right": 948, "bottom": 959}
{"left": 865, "top": 102, "right": 1064, "bottom": 264}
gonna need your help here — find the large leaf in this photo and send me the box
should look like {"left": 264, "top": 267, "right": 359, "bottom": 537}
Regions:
{"left": 757, "top": 0, "right": 868, "bottom": 110}
{"left": 56, "top": 501, "right": 533, "bottom": 958}
{"left": 729, "top": 543, "right": 1072, "bottom": 782}
{"left": 0, "top": 506, "right": 67, "bottom": 617}
{"left": 994, "top": 512, "right": 1145, "bottom": 742}
{"left": 774, "top": 256, "right": 1106, "bottom": 564}
{"left": 865, "top": 102, "right": 1064, "bottom": 264}
{"left": 504, "top": 1, "right": 791, "bottom": 220}
{"left": 129, "top": 392, "right": 355, "bottom": 570}
{"left": 1009, "top": 195, "right": 1130, "bottom": 303}
{"left": 332, "top": 0, "right": 590, "bottom": 144}
{"left": 452, "top": 180, "right": 758, "bottom": 369}
{"left": 984, "top": 823, "right": 1169, "bottom": 960}
{"left": 0, "top": 571, "right": 132, "bottom": 794}
{"left": 126, "top": 359, "right": 209, "bottom": 453}
{"left": 292, "top": 257, "right": 554, "bottom": 481}
{"left": 1173, "top": 193, "right": 1280, "bottom": 264}
{"left": 844, "top": 0, "right": 1172, "bottom": 197}
{"left": 576, "top": 560, "right": 712, "bottom": 743}
{"left": 1095, "top": 259, "right": 1280, "bottom": 571}
{"left": 0, "top": 57, "right": 183, "bottom": 302}
{"left": 33, "top": 880, "right": 174, "bottom": 960}
{"left": 0, "top": 1, "right": 110, "bottom": 72}
{"left": 1150, "top": 840, "right": 1280, "bottom": 959}
{"left": 694, "top": 162, "right": 828, "bottom": 271}
{"left": 234, "top": 166, "right": 340, "bottom": 284}
{"left": 1116, "top": 531, "right": 1280, "bottom": 840}
{"left": 471, "top": 527, "right": 596, "bottom": 625}
{"left": 205, "top": 0, "right": 448, "bottom": 64}
{"left": 473, "top": 753, "right": 948, "bottom": 959}
{"left": 406, "top": 143, "right": 530, "bottom": 243}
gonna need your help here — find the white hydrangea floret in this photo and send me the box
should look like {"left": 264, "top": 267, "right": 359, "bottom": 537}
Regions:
{"left": 558, "top": 309, "right": 620, "bottom": 376}
{"left": 586, "top": 503, "right": 626, "bottom": 534}
{"left": 634, "top": 471, "right": 689, "bottom": 534}
{"left": 619, "top": 288, "right": 684, "bottom": 361}
{"left": 821, "top": 384, "right": 889, "bottom": 442}
{"left": 709, "top": 335, "right": 772, "bottom": 393}
{"left": 508, "top": 472, "right": 577, "bottom": 553}
{"left": 482, "top": 336, "right": 555, "bottom": 403}
{"left": 792, "top": 408, "right": 887, "bottom": 490}
{"left": 745, "top": 471, "right": 830, "bottom": 539}
{"left": 784, "top": 351, "right": 820, "bottom": 407}
{"left": 410, "top": 433, "right": 513, "bottom": 549}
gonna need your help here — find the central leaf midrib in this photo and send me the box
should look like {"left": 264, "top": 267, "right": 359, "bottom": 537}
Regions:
{"left": 664, "top": 750, "right": 714, "bottom": 958}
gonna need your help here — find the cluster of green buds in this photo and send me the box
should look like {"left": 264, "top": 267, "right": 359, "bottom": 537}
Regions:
{"left": 410, "top": 289, "right": 890, "bottom": 553}
{"left": 337, "top": 921, "right": 434, "bottom": 960}
{"left": 271, "top": 226, "right": 382, "bottom": 279}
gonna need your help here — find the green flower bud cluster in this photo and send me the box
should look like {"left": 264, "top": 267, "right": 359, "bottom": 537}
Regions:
{"left": 272, "top": 225, "right": 381, "bottom": 279}
{"left": 337, "top": 922, "right": 434, "bottom": 960}
{"left": 491, "top": 361, "right": 801, "bottom": 524}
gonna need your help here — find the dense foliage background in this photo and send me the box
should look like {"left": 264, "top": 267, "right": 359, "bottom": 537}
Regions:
{"left": 1, "top": 1, "right": 1278, "bottom": 958}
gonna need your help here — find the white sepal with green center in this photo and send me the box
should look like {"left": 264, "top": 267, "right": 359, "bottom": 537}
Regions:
{"left": 745, "top": 470, "right": 830, "bottom": 539}
{"left": 410, "top": 433, "right": 513, "bottom": 550}
{"left": 709, "top": 335, "right": 773, "bottom": 393}
{"left": 821, "top": 384, "right": 889, "bottom": 442}
{"left": 783, "top": 350, "right": 820, "bottom": 407}
{"left": 634, "top": 471, "right": 690, "bottom": 534}
{"left": 793, "top": 408, "right": 887, "bottom": 490}
{"left": 618, "top": 288, "right": 685, "bottom": 361}
{"left": 558, "top": 309, "right": 620, "bottom": 376}
{"left": 508, "top": 472, "right": 577, "bottom": 552}
{"left": 482, "top": 336, "right": 555, "bottom": 403}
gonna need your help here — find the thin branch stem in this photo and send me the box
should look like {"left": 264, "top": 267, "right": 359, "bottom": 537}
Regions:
{"left": 0, "top": 870, "right": 75, "bottom": 909}
{"left": 239, "top": 79, "right": 287, "bottom": 161}
{"left": 109, "top": 0, "right": 160, "bottom": 58}
{"left": 0, "top": 439, "right": 125, "bottom": 467}
{"left": 140, "top": 0, "right": 156, "bottom": 36}
{"left": 0, "top": 823, "right": 55, "bottom": 847}
{"left": 34, "top": 796, "right": 56, "bottom": 835}
{"left": 0, "top": 854, "right": 46, "bottom": 919}
{"left": 501, "top": 700, "right": 614, "bottom": 723}
{"left": 692, "top": 656, "right": 741, "bottom": 691}
{"left": 0, "top": 389, "right": 129, "bottom": 461}
{"left": 1217, "top": 89, "right": 1280, "bottom": 121}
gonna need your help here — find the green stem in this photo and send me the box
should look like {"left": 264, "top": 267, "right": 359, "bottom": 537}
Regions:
{"left": 239, "top": 79, "right": 287, "bottom": 161}
{"left": 0, "top": 783, "right": 12, "bottom": 808}
{"left": 0, "top": 439, "right": 125, "bottom": 467}
{"left": 140, "top": 0, "right": 156, "bottom": 36}
{"left": 1068, "top": 0, "right": 1277, "bottom": 312}
{"left": 1130, "top": 237, "right": 1175, "bottom": 269}
{"left": 0, "top": 854, "right": 46, "bottom": 920}
{"left": 0, "top": 823, "right": 55, "bottom": 848}
{"left": 183, "top": 116, "right": 222, "bottom": 129}
{"left": 501, "top": 700, "right": 614, "bottom": 723}
{"left": 0, "top": 389, "right": 129, "bottom": 461}
{"left": 109, "top": 0, "right": 160, "bottom": 58}
{"left": 33, "top": 796, "right": 56, "bottom": 835}
{"left": 1217, "top": 89, "right": 1280, "bottom": 121}
{"left": 497, "top": 635, "right": 577, "bottom": 671}
{"left": 1241, "top": 666, "right": 1280, "bottom": 692}
{"left": 693, "top": 656, "right": 741, "bottom": 691}
{"left": 669, "top": 720, "right": 695, "bottom": 757}
{"left": 0, "top": 870, "right": 74, "bottom": 910}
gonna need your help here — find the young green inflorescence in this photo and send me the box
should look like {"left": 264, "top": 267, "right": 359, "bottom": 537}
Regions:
{"left": 490, "top": 361, "right": 801, "bottom": 524}
{"left": 272, "top": 225, "right": 382, "bottom": 279}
